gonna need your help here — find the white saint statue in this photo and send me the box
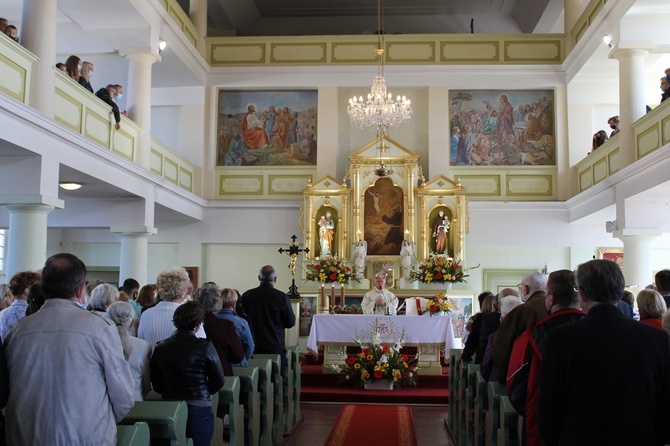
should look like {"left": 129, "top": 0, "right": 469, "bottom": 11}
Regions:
{"left": 399, "top": 240, "right": 414, "bottom": 279}
{"left": 353, "top": 240, "right": 367, "bottom": 277}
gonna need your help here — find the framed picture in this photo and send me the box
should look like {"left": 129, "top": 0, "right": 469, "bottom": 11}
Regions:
{"left": 482, "top": 269, "right": 534, "bottom": 297}
{"left": 598, "top": 248, "right": 624, "bottom": 271}
{"left": 363, "top": 177, "right": 405, "bottom": 256}
{"left": 447, "top": 296, "right": 473, "bottom": 345}
{"left": 367, "top": 257, "right": 398, "bottom": 288}
{"left": 449, "top": 90, "right": 555, "bottom": 166}
{"left": 183, "top": 266, "right": 199, "bottom": 288}
{"left": 216, "top": 90, "right": 318, "bottom": 166}
{"left": 299, "top": 296, "right": 317, "bottom": 337}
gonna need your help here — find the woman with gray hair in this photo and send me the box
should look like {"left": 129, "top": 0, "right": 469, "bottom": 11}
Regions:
{"left": 107, "top": 301, "right": 152, "bottom": 401}
{"left": 192, "top": 284, "right": 244, "bottom": 376}
{"left": 89, "top": 283, "right": 119, "bottom": 317}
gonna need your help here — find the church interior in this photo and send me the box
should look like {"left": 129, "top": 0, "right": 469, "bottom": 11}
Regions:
{"left": 1, "top": 0, "right": 670, "bottom": 441}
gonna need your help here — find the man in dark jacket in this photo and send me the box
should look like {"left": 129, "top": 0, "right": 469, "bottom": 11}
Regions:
{"left": 538, "top": 260, "right": 670, "bottom": 446}
{"left": 95, "top": 84, "right": 121, "bottom": 130}
{"left": 506, "top": 270, "right": 584, "bottom": 446}
{"left": 241, "top": 265, "right": 296, "bottom": 377}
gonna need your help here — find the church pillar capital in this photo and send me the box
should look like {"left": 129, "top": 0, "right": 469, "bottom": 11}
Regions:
{"left": 1, "top": 195, "right": 63, "bottom": 279}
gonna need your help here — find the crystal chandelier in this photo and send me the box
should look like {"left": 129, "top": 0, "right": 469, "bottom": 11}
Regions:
{"left": 347, "top": 0, "right": 412, "bottom": 148}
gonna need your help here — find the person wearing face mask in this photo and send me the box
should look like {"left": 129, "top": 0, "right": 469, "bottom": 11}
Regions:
{"left": 661, "top": 75, "right": 669, "bottom": 104}
{"left": 78, "top": 61, "right": 94, "bottom": 93}
{"left": 491, "top": 271, "right": 548, "bottom": 385}
{"left": 114, "top": 84, "right": 128, "bottom": 116}
{"left": 95, "top": 84, "right": 122, "bottom": 130}
{"left": 505, "top": 270, "right": 584, "bottom": 446}
{"left": 607, "top": 115, "right": 620, "bottom": 137}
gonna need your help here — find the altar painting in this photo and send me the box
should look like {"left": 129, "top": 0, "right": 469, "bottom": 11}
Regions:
{"left": 217, "top": 90, "right": 318, "bottom": 166}
{"left": 448, "top": 296, "right": 473, "bottom": 344}
{"left": 449, "top": 90, "right": 555, "bottom": 166}
{"left": 364, "top": 178, "right": 404, "bottom": 256}
{"left": 299, "top": 296, "right": 317, "bottom": 337}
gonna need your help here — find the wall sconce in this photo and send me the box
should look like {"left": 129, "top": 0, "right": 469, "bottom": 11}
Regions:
{"left": 602, "top": 34, "right": 613, "bottom": 48}
{"left": 158, "top": 39, "right": 167, "bottom": 54}
{"left": 59, "top": 182, "right": 82, "bottom": 191}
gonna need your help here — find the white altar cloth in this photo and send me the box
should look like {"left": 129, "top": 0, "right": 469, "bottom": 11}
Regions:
{"left": 307, "top": 314, "right": 457, "bottom": 355}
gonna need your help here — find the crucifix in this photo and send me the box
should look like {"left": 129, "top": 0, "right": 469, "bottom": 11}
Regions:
{"left": 278, "top": 234, "right": 309, "bottom": 299}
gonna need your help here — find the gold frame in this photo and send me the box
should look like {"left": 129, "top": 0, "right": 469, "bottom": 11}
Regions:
{"left": 366, "top": 257, "right": 399, "bottom": 289}
{"left": 597, "top": 248, "right": 624, "bottom": 271}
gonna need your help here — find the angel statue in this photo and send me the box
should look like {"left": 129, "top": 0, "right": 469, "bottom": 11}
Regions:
{"left": 353, "top": 240, "right": 367, "bottom": 277}
{"left": 399, "top": 239, "right": 415, "bottom": 279}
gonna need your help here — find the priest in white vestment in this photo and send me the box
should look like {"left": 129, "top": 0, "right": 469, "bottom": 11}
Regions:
{"left": 362, "top": 275, "right": 399, "bottom": 315}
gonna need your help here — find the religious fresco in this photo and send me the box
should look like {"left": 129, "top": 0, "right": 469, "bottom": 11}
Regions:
{"left": 217, "top": 90, "right": 318, "bottom": 166}
{"left": 449, "top": 90, "right": 555, "bottom": 166}
{"left": 363, "top": 178, "right": 404, "bottom": 256}
{"left": 448, "top": 296, "right": 473, "bottom": 342}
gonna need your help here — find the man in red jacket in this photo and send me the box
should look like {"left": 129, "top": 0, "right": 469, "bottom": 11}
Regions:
{"left": 506, "top": 270, "right": 584, "bottom": 446}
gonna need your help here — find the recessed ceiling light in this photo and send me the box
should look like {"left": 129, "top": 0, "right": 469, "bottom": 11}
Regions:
{"left": 59, "top": 182, "right": 82, "bottom": 191}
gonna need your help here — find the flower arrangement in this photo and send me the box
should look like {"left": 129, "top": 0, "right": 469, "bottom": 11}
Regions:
{"left": 329, "top": 320, "right": 419, "bottom": 389}
{"left": 425, "top": 293, "right": 456, "bottom": 316}
{"left": 410, "top": 255, "right": 472, "bottom": 284}
{"left": 305, "top": 256, "right": 355, "bottom": 284}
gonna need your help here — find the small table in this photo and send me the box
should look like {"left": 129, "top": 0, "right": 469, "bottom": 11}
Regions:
{"left": 307, "top": 314, "right": 457, "bottom": 375}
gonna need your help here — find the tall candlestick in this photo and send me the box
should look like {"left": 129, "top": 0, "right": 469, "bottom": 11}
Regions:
{"left": 340, "top": 284, "right": 345, "bottom": 307}
{"left": 331, "top": 284, "right": 335, "bottom": 308}
{"left": 320, "top": 284, "right": 325, "bottom": 311}
{"left": 404, "top": 229, "right": 409, "bottom": 241}
{"left": 357, "top": 229, "right": 362, "bottom": 241}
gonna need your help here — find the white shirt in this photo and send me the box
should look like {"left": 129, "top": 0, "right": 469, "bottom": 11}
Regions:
{"left": 138, "top": 301, "right": 205, "bottom": 348}
{"left": 361, "top": 288, "right": 399, "bottom": 315}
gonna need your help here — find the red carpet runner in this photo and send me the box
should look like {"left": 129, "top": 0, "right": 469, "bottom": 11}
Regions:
{"left": 323, "top": 405, "right": 418, "bottom": 446}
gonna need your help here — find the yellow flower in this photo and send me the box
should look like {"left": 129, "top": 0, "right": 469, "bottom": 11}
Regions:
{"left": 354, "top": 363, "right": 361, "bottom": 369}
{"left": 361, "top": 370, "right": 369, "bottom": 379}
{"left": 393, "top": 376, "right": 399, "bottom": 382}
{"left": 366, "top": 355, "right": 373, "bottom": 360}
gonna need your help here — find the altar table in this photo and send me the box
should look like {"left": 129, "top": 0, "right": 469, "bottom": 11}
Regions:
{"left": 307, "top": 314, "right": 457, "bottom": 375}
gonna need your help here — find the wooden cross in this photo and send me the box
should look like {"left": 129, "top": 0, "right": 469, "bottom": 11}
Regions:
{"left": 278, "top": 234, "right": 309, "bottom": 298}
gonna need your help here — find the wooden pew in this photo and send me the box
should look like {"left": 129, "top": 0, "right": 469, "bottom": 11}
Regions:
{"left": 247, "top": 359, "right": 274, "bottom": 446}
{"left": 448, "top": 348, "right": 462, "bottom": 434}
{"left": 119, "top": 400, "right": 189, "bottom": 446}
{"left": 465, "top": 363, "right": 481, "bottom": 446}
{"left": 210, "top": 390, "right": 225, "bottom": 446}
{"left": 116, "top": 422, "right": 150, "bottom": 446}
{"left": 457, "top": 357, "right": 472, "bottom": 442}
{"left": 219, "top": 376, "right": 245, "bottom": 446}
{"left": 485, "top": 381, "right": 507, "bottom": 446}
{"left": 234, "top": 366, "right": 261, "bottom": 446}
{"left": 474, "top": 371, "right": 487, "bottom": 446}
{"left": 282, "top": 353, "right": 294, "bottom": 433}
{"left": 497, "top": 395, "right": 519, "bottom": 446}
{"left": 253, "top": 354, "right": 284, "bottom": 444}
{"left": 288, "top": 346, "right": 301, "bottom": 428}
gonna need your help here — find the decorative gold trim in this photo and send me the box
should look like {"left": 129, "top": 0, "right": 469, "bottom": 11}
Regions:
{"left": 386, "top": 41, "right": 436, "bottom": 63}
{"left": 0, "top": 53, "right": 27, "bottom": 102}
{"left": 218, "top": 174, "right": 264, "bottom": 196}
{"left": 636, "top": 125, "right": 660, "bottom": 159}
{"left": 164, "top": 158, "right": 179, "bottom": 184}
{"left": 331, "top": 42, "right": 379, "bottom": 64}
{"left": 270, "top": 43, "right": 327, "bottom": 64}
{"left": 83, "top": 108, "right": 112, "bottom": 148}
{"left": 209, "top": 43, "right": 266, "bottom": 65}
{"left": 503, "top": 40, "right": 562, "bottom": 63}
{"left": 505, "top": 174, "right": 553, "bottom": 197}
{"left": 268, "top": 174, "right": 312, "bottom": 196}
{"left": 150, "top": 149, "right": 164, "bottom": 176}
{"left": 54, "top": 88, "right": 83, "bottom": 133}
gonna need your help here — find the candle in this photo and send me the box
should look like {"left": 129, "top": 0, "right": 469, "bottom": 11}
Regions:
{"left": 357, "top": 230, "right": 362, "bottom": 241}
{"left": 320, "top": 284, "right": 325, "bottom": 309}
{"left": 331, "top": 284, "right": 336, "bottom": 306}
{"left": 340, "top": 284, "right": 345, "bottom": 307}
{"left": 404, "top": 229, "right": 410, "bottom": 241}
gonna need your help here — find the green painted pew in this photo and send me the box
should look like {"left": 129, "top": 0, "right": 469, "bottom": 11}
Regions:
{"left": 247, "top": 359, "right": 274, "bottom": 446}
{"left": 253, "top": 354, "right": 284, "bottom": 445}
{"left": 116, "top": 422, "right": 150, "bottom": 446}
{"left": 219, "top": 376, "right": 245, "bottom": 446}
{"left": 234, "top": 366, "right": 261, "bottom": 446}
{"left": 119, "top": 400, "right": 189, "bottom": 446}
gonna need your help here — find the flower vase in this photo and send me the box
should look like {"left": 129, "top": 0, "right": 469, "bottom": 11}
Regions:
{"left": 422, "top": 282, "right": 452, "bottom": 291}
{"left": 364, "top": 380, "right": 394, "bottom": 390}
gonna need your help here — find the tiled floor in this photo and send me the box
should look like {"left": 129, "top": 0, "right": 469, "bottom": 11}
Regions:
{"left": 286, "top": 403, "right": 453, "bottom": 445}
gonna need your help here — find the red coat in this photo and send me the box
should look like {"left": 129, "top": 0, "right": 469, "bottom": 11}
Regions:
{"left": 507, "top": 308, "right": 584, "bottom": 446}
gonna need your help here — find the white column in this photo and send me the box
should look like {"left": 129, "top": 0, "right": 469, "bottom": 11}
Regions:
{"left": 3, "top": 199, "right": 62, "bottom": 278}
{"left": 189, "top": 0, "right": 207, "bottom": 51}
{"left": 564, "top": 0, "right": 583, "bottom": 51}
{"left": 610, "top": 47, "right": 649, "bottom": 168}
{"left": 20, "top": 0, "right": 58, "bottom": 117}
{"left": 428, "top": 86, "right": 450, "bottom": 178}
{"left": 615, "top": 229, "right": 661, "bottom": 292}
{"left": 119, "top": 49, "right": 160, "bottom": 169}
{"left": 111, "top": 226, "right": 157, "bottom": 286}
